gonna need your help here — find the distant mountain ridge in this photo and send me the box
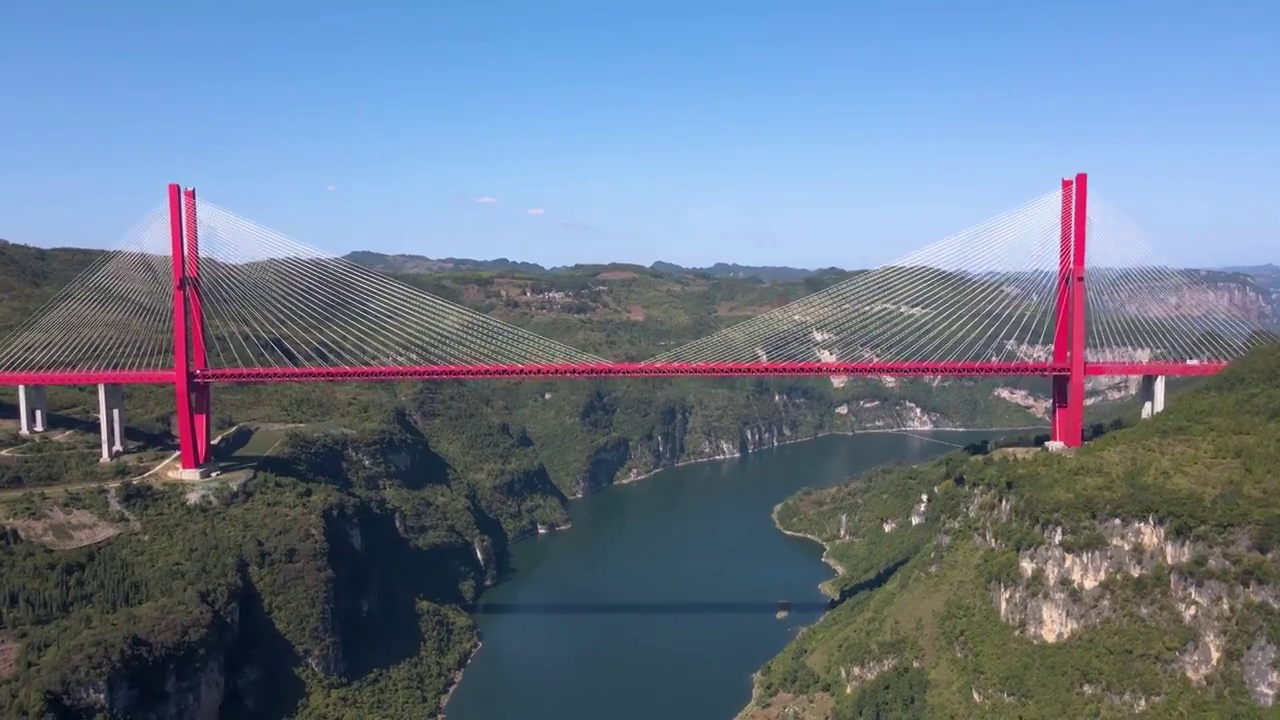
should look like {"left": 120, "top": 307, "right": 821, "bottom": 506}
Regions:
{"left": 1220, "top": 263, "right": 1280, "bottom": 274}
{"left": 343, "top": 250, "right": 836, "bottom": 281}
{"left": 343, "top": 251, "right": 548, "bottom": 275}
{"left": 1219, "top": 263, "right": 1280, "bottom": 293}
{"left": 340, "top": 250, "right": 1280, "bottom": 328}
{"left": 345, "top": 250, "right": 1280, "bottom": 287}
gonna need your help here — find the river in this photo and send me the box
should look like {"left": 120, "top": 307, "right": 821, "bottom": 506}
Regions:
{"left": 446, "top": 430, "right": 1006, "bottom": 719}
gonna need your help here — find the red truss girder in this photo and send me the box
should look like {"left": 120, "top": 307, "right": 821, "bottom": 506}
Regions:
{"left": 1085, "top": 361, "right": 1226, "bottom": 377}
{"left": 197, "top": 360, "right": 1229, "bottom": 381}
{"left": 199, "top": 361, "right": 1059, "bottom": 382}
{"left": 0, "top": 370, "right": 178, "bottom": 386}
{"left": 0, "top": 361, "right": 1229, "bottom": 388}
{"left": 0, "top": 362, "right": 1232, "bottom": 387}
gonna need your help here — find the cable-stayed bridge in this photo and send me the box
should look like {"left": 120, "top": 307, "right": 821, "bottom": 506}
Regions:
{"left": 0, "top": 174, "right": 1268, "bottom": 475}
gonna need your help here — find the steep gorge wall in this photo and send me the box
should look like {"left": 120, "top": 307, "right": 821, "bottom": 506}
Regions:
{"left": 985, "top": 513, "right": 1280, "bottom": 707}
{"left": 567, "top": 393, "right": 960, "bottom": 497}
{"left": 19, "top": 378, "right": 1033, "bottom": 716}
{"left": 47, "top": 494, "right": 492, "bottom": 719}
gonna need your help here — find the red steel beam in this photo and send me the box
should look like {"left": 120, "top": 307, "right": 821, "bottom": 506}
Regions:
{"left": 197, "top": 361, "right": 1063, "bottom": 383}
{"left": 0, "top": 361, "right": 1230, "bottom": 387}
{"left": 1084, "top": 361, "right": 1227, "bottom": 376}
{"left": 0, "top": 370, "right": 177, "bottom": 386}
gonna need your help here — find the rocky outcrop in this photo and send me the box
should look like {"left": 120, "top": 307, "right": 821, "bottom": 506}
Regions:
{"left": 984, "top": 513, "right": 1279, "bottom": 706}
{"left": 474, "top": 536, "right": 498, "bottom": 587}
{"left": 574, "top": 438, "right": 633, "bottom": 496}
{"left": 992, "top": 387, "right": 1050, "bottom": 419}
{"left": 992, "top": 521, "right": 1193, "bottom": 642}
{"left": 909, "top": 494, "right": 929, "bottom": 527}
{"left": 841, "top": 658, "right": 896, "bottom": 693}
{"left": 1243, "top": 639, "right": 1280, "bottom": 708}
{"left": 63, "top": 603, "right": 240, "bottom": 719}
{"left": 579, "top": 416, "right": 799, "bottom": 496}
{"left": 71, "top": 652, "right": 228, "bottom": 720}
{"left": 570, "top": 381, "right": 1008, "bottom": 496}
{"left": 1167, "top": 275, "right": 1274, "bottom": 326}
{"left": 848, "top": 400, "right": 947, "bottom": 430}
{"left": 51, "top": 469, "right": 501, "bottom": 718}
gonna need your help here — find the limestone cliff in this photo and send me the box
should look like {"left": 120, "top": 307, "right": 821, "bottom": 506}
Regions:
{"left": 568, "top": 391, "right": 970, "bottom": 496}
{"left": 2, "top": 417, "right": 512, "bottom": 719}
{"left": 745, "top": 344, "right": 1280, "bottom": 718}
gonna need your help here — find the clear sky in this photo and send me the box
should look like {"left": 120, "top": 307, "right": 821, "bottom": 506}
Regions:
{"left": 2, "top": 1, "right": 1277, "bottom": 269}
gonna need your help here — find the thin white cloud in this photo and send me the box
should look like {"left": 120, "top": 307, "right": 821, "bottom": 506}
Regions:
{"left": 325, "top": 185, "right": 336, "bottom": 192}
{"left": 527, "top": 208, "right": 545, "bottom": 215}
{"left": 474, "top": 195, "right": 498, "bottom": 204}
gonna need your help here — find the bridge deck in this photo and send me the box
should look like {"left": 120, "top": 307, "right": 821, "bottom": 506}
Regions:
{"left": 0, "top": 361, "right": 1227, "bottom": 386}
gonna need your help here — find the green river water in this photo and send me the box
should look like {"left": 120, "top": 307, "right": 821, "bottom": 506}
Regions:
{"left": 446, "top": 429, "right": 1003, "bottom": 719}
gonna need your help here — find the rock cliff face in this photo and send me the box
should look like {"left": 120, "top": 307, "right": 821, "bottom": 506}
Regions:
{"left": 1066, "top": 271, "right": 1274, "bottom": 328}
{"left": 989, "top": 517, "right": 1194, "bottom": 643}
{"left": 55, "top": 594, "right": 246, "bottom": 719}
{"left": 1179, "top": 275, "right": 1275, "bottom": 326}
{"left": 571, "top": 421, "right": 793, "bottom": 496}
{"left": 570, "top": 394, "right": 961, "bottom": 496}
{"left": 967, "top": 489, "right": 1280, "bottom": 710}
{"left": 748, "top": 338, "right": 1280, "bottom": 718}
{"left": 42, "top": 441, "right": 495, "bottom": 718}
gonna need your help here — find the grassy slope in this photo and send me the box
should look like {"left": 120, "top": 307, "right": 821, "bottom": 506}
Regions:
{"left": 751, "top": 344, "right": 1280, "bottom": 718}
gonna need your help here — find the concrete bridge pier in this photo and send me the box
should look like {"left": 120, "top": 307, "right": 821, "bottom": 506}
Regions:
{"left": 97, "top": 384, "right": 125, "bottom": 461}
{"left": 1140, "top": 374, "right": 1166, "bottom": 419}
{"left": 17, "top": 385, "right": 48, "bottom": 436}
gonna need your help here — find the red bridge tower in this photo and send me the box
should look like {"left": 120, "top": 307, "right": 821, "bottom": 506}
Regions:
{"left": 1050, "top": 173, "right": 1088, "bottom": 447}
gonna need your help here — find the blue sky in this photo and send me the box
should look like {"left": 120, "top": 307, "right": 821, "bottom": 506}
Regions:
{"left": 2, "top": 1, "right": 1277, "bottom": 269}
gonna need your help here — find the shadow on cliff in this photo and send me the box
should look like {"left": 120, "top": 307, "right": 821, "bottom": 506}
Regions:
{"left": 0, "top": 400, "right": 172, "bottom": 450}
{"left": 221, "top": 562, "right": 306, "bottom": 719}
{"left": 0, "top": 401, "right": 83, "bottom": 433}
{"left": 830, "top": 556, "right": 911, "bottom": 607}
{"left": 247, "top": 412, "right": 451, "bottom": 492}
{"left": 212, "top": 425, "right": 254, "bottom": 459}
{"left": 330, "top": 504, "right": 479, "bottom": 681}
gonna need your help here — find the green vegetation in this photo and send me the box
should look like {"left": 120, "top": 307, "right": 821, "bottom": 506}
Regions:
{"left": 0, "top": 237, "right": 1268, "bottom": 717}
{"left": 747, "top": 344, "right": 1280, "bottom": 718}
{"left": 0, "top": 239, "right": 1056, "bottom": 717}
{"left": 0, "top": 239, "right": 1053, "bottom": 499}
{"left": 0, "top": 405, "right": 539, "bottom": 718}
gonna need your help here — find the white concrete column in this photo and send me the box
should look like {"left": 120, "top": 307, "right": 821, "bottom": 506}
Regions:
{"left": 97, "top": 384, "right": 126, "bottom": 460}
{"left": 30, "top": 386, "right": 47, "bottom": 433}
{"left": 109, "top": 385, "right": 125, "bottom": 454}
{"left": 98, "top": 384, "right": 112, "bottom": 461}
{"left": 1140, "top": 375, "right": 1167, "bottom": 419}
{"left": 17, "top": 384, "right": 31, "bottom": 437}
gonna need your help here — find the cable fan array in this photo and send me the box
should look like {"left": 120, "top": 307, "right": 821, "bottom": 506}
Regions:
{"left": 1083, "top": 194, "right": 1266, "bottom": 363}
{"left": 0, "top": 184, "right": 1269, "bottom": 382}
{"left": 645, "top": 190, "right": 1069, "bottom": 367}
{"left": 191, "top": 200, "right": 606, "bottom": 370}
{"left": 0, "top": 204, "right": 175, "bottom": 373}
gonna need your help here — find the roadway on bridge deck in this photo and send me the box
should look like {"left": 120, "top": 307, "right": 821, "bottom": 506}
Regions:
{"left": 0, "top": 360, "right": 1227, "bottom": 387}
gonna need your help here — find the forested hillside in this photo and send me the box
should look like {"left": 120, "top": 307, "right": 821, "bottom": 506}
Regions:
{"left": 745, "top": 344, "right": 1280, "bottom": 718}
{"left": 0, "top": 238, "right": 1039, "bottom": 717}
{"left": 0, "top": 236, "right": 1268, "bottom": 717}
